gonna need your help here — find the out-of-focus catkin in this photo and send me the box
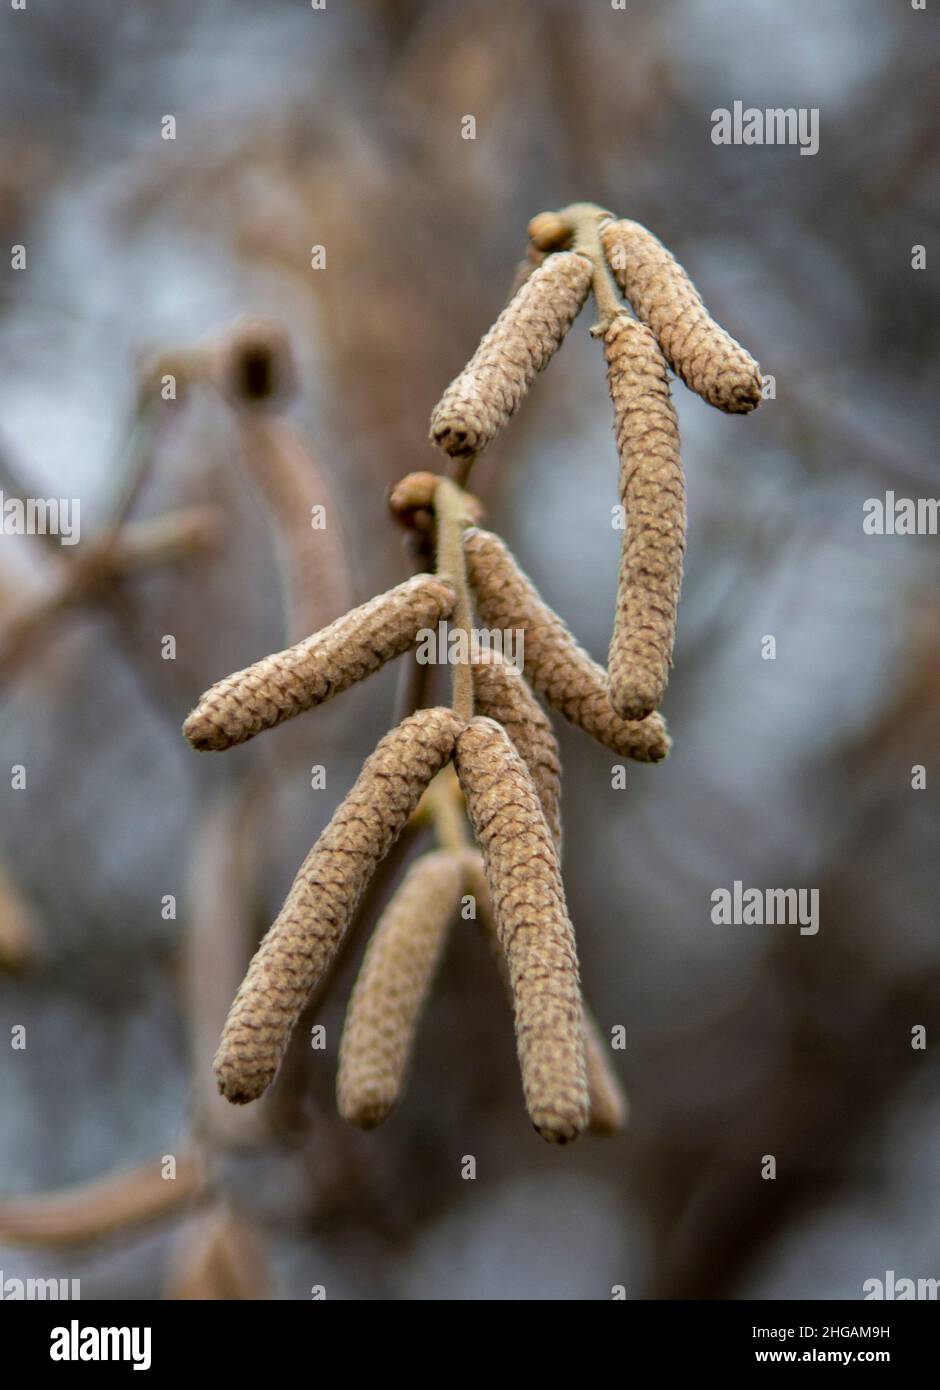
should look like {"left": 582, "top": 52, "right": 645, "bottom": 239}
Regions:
{"left": 183, "top": 574, "right": 456, "bottom": 751}
{"left": 464, "top": 527, "right": 670, "bottom": 761}
{"left": 429, "top": 251, "right": 593, "bottom": 459}
{"left": 236, "top": 414, "right": 352, "bottom": 641}
{"left": 600, "top": 219, "right": 762, "bottom": 413}
{"left": 604, "top": 314, "right": 685, "bottom": 721}
{"left": 214, "top": 707, "right": 463, "bottom": 1104}
{"left": 454, "top": 718, "right": 588, "bottom": 1143}
{"left": 337, "top": 850, "right": 463, "bottom": 1128}
{"left": 472, "top": 652, "right": 562, "bottom": 851}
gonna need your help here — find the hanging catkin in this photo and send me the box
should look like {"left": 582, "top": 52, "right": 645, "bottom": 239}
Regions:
{"left": 429, "top": 251, "right": 593, "bottom": 459}
{"left": 472, "top": 652, "right": 562, "bottom": 851}
{"left": 604, "top": 314, "right": 686, "bottom": 721}
{"left": 183, "top": 574, "right": 456, "bottom": 751}
{"left": 459, "top": 849, "right": 627, "bottom": 1137}
{"left": 464, "top": 527, "right": 670, "bottom": 761}
{"left": 454, "top": 718, "right": 588, "bottom": 1143}
{"left": 214, "top": 706, "right": 463, "bottom": 1104}
{"left": 600, "top": 219, "right": 762, "bottom": 413}
{"left": 337, "top": 850, "right": 463, "bottom": 1128}
{"left": 235, "top": 414, "right": 352, "bottom": 641}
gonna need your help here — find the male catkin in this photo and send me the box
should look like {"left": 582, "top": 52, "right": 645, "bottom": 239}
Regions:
{"left": 464, "top": 527, "right": 670, "bottom": 761}
{"left": 429, "top": 251, "right": 593, "bottom": 458}
{"left": 337, "top": 850, "right": 463, "bottom": 1128}
{"left": 214, "top": 707, "right": 463, "bottom": 1103}
{"left": 454, "top": 718, "right": 588, "bottom": 1143}
{"left": 604, "top": 314, "right": 686, "bottom": 721}
{"left": 183, "top": 574, "right": 456, "bottom": 751}
{"left": 600, "top": 219, "right": 762, "bottom": 413}
{"left": 472, "top": 652, "right": 563, "bottom": 851}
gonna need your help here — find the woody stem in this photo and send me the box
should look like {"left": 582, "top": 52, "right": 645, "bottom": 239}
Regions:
{"left": 434, "top": 476, "right": 475, "bottom": 723}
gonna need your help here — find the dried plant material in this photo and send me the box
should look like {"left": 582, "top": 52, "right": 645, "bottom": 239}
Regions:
{"left": 464, "top": 527, "right": 670, "bottom": 761}
{"left": 429, "top": 251, "right": 593, "bottom": 459}
{"left": 0, "top": 855, "right": 39, "bottom": 971}
{"left": 236, "top": 414, "right": 352, "bottom": 640}
{"left": 184, "top": 782, "right": 272, "bottom": 1146}
{"left": 600, "top": 219, "right": 762, "bottom": 413}
{"left": 472, "top": 651, "right": 562, "bottom": 850}
{"left": 389, "top": 470, "right": 484, "bottom": 534}
{"left": 337, "top": 849, "right": 463, "bottom": 1128}
{"left": 165, "top": 1203, "right": 269, "bottom": 1301}
{"left": 454, "top": 718, "right": 588, "bottom": 1143}
{"left": 0, "top": 1154, "right": 208, "bottom": 1248}
{"left": 604, "top": 315, "right": 686, "bottom": 720}
{"left": 183, "top": 574, "right": 456, "bottom": 751}
{"left": 215, "top": 706, "right": 463, "bottom": 1104}
{"left": 459, "top": 849, "right": 627, "bottom": 1137}
{"left": 208, "top": 314, "right": 298, "bottom": 408}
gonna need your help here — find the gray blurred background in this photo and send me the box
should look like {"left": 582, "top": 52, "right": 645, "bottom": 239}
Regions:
{"left": 1, "top": 0, "right": 938, "bottom": 1300}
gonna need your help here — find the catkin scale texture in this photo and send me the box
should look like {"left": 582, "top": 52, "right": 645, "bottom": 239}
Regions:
{"left": 454, "top": 718, "right": 588, "bottom": 1143}
{"left": 472, "top": 653, "right": 562, "bottom": 851}
{"left": 214, "top": 707, "right": 463, "bottom": 1104}
{"left": 604, "top": 315, "right": 685, "bottom": 721}
{"left": 464, "top": 527, "right": 670, "bottom": 761}
{"left": 429, "top": 251, "right": 593, "bottom": 458}
{"left": 600, "top": 219, "right": 762, "bottom": 413}
{"left": 183, "top": 574, "right": 456, "bottom": 751}
{"left": 337, "top": 850, "right": 463, "bottom": 1128}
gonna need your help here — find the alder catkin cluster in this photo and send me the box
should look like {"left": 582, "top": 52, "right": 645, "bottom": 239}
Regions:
{"left": 430, "top": 200, "right": 762, "bottom": 719}
{"left": 184, "top": 201, "right": 760, "bottom": 1148}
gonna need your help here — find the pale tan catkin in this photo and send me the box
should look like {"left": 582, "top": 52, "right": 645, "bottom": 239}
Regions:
{"left": 183, "top": 574, "right": 456, "bottom": 751}
{"left": 604, "top": 314, "right": 686, "bottom": 721}
{"left": 472, "top": 652, "right": 562, "bottom": 850}
{"left": 337, "top": 849, "right": 464, "bottom": 1128}
{"left": 429, "top": 251, "right": 593, "bottom": 459}
{"left": 464, "top": 527, "right": 670, "bottom": 761}
{"left": 236, "top": 414, "right": 352, "bottom": 641}
{"left": 459, "top": 849, "right": 627, "bottom": 1137}
{"left": 454, "top": 718, "right": 588, "bottom": 1143}
{"left": 600, "top": 219, "right": 762, "bottom": 413}
{"left": 214, "top": 706, "right": 463, "bottom": 1104}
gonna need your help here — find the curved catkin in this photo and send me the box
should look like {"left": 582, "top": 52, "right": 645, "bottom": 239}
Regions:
{"left": 183, "top": 574, "right": 456, "bottom": 751}
{"left": 604, "top": 315, "right": 686, "bottom": 721}
{"left": 459, "top": 849, "right": 627, "bottom": 1137}
{"left": 214, "top": 707, "right": 463, "bottom": 1104}
{"left": 429, "top": 251, "right": 593, "bottom": 459}
{"left": 454, "top": 718, "right": 588, "bottom": 1143}
{"left": 600, "top": 219, "right": 762, "bottom": 413}
{"left": 236, "top": 415, "right": 352, "bottom": 642}
{"left": 337, "top": 850, "right": 463, "bottom": 1128}
{"left": 464, "top": 527, "right": 670, "bottom": 762}
{"left": 472, "top": 653, "right": 562, "bottom": 851}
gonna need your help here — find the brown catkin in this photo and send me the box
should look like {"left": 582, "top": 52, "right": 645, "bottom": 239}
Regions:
{"left": 464, "top": 527, "right": 670, "bottom": 762}
{"left": 604, "top": 315, "right": 686, "bottom": 720}
{"left": 429, "top": 251, "right": 593, "bottom": 458}
{"left": 337, "top": 850, "right": 463, "bottom": 1128}
{"left": 600, "top": 219, "right": 762, "bottom": 413}
{"left": 454, "top": 718, "right": 588, "bottom": 1143}
{"left": 472, "top": 652, "right": 562, "bottom": 851}
{"left": 236, "top": 415, "right": 352, "bottom": 641}
{"left": 214, "top": 707, "right": 463, "bottom": 1104}
{"left": 459, "top": 850, "right": 627, "bottom": 1137}
{"left": 183, "top": 574, "right": 456, "bottom": 751}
